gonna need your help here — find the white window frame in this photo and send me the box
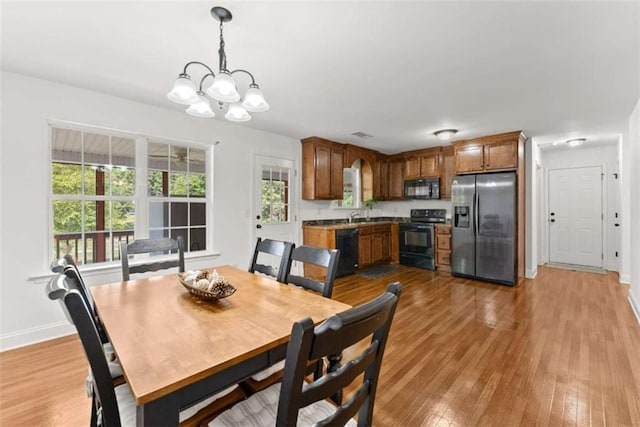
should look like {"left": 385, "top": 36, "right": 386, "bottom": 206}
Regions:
{"left": 48, "top": 121, "right": 214, "bottom": 269}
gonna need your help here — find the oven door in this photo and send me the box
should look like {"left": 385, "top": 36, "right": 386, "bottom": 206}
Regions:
{"left": 399, "top": 223, "right": 434, "bottom": 257}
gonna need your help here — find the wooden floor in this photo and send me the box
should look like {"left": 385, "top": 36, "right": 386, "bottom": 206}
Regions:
{"left": 1, "top": 266, "right": 639, "bottom": 426}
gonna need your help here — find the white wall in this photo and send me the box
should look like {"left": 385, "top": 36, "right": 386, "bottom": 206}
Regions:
{"left": 0, "top": 72, "right": 299, "bottom": 350}
{"left": 626, "top": 97, "right": 640, "bottom": 320}
{"left": 526, "top": 137, "right": 541, "bottom": 278}
{"left": 539, "top": 143, "right": 620, "bottom": 270}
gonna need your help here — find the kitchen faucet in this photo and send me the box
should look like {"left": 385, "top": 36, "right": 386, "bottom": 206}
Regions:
{"left": 348, "top": 211, "right": 360, "bottom": 224}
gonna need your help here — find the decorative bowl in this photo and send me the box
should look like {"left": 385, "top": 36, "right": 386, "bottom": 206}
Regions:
{"left": 178, "top": 271, "right": 236, "bottom": 301}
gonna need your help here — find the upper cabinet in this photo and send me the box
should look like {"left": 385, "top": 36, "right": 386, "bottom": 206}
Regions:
{"left": 439, "top": 146, "right": 455, "bottom": 199}
{"left": 453, "top": 131, "right": 522, "bottom": 174}
{"left": 373, "top": 154, "right": 389, "bottom": 201}
{"left": 301, "top": 131, "right": 524, "bottom": 201}
{"left": 403, "top": 148, "right": 441, "bottom": 179}
{"left": 388, "top": 155, "right": 404, "bottom": 200}
{"left": 301, "top": 137, "right": 344, "bottom": 200}
{"left": 344, "top": 144, "right": 375, "bottom": 169}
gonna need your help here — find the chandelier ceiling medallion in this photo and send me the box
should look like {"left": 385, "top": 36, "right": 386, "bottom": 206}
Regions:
{"left": 167, "top": 6, "right": 269, "bottom": 122}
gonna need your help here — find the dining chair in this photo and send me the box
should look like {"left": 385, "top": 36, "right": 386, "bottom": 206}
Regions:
{"left": 208, "top": 282, "right": 402, "bottom": 427}
{"left": 51, "top": 275, "right": 246, "bottom": 427}
{"left": 242, "top": 245, "right": 341, "bottom": 394}
{"left": 120, "top": 236, "right": 185, "bottom": 281}
{"left": 49, "top": 256, "right": 125, "bottom": 386}
{"left": 284, "top": 245, "right": 340, "bottom": 298}
{"left": 248, "top": 237, "right": 294, "bottom": 283}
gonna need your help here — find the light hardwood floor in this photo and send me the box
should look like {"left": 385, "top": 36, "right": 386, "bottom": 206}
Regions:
{"left": 1, "top": 266, "right": 639, "bottom": 426}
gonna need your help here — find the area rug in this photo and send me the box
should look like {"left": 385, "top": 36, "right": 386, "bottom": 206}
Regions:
{"left": 546, "top": 262, "right": 607, "bottom": 275}
{"left": 356, "top": 265, "right": 401, "bottom": 279}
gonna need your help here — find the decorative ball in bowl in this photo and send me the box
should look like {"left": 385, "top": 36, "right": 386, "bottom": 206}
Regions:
{"left": 178, "top": 270, "right": 236, "bottom": 300}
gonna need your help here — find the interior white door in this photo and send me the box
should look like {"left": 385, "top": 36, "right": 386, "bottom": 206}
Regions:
{"left": 252, "top": 154, "right": 297, "bottom": 270}
{"left": 548, "top": 166, "right": 603, "bottom": 267}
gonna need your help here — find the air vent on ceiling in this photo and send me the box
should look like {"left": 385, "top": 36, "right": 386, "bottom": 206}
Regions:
{"left": 351, "top": 131, "right": 373, "bottom": 138}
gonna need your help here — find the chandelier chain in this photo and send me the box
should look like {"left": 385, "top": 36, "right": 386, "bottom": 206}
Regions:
{"left": 218, "top": 20, "right": 227, "bottom": 72}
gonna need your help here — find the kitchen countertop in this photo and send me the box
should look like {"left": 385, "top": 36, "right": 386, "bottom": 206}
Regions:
{"left": 302, "top": 216, "right": 410, "bottom": 230}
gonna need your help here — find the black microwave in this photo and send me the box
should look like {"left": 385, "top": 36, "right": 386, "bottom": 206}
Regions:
{"left": 404, "top": 178, "right": 440, "bottom": 200}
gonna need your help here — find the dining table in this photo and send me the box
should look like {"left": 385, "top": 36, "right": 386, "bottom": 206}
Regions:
{"left": 90, "top": 265, "right": 351, "bottom": 426}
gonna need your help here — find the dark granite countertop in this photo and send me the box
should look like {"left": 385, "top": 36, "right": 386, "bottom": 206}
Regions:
{"left": 302, "top": 216, "right": 411, "bottom": 229}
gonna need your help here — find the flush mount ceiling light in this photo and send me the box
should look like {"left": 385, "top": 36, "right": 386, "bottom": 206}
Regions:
{"left": 566, "top": 138, "right": 586, "bottom": 147}
{"left": 434, "top": 129, "right": 458, "bottom": 141}
{"left": 167, "top": 6, "right": 269, "bottom": 122}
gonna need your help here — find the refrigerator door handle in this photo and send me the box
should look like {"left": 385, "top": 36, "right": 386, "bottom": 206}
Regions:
{"left": 474, "top": 191, "right": 479, "bottom": 236}
{"left": 476, "top": 193, "right": 480, "bottom": 236}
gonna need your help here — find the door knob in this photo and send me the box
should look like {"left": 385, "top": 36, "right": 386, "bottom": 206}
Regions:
{"left": 550, "top": 219, "right": 555, "bottom": 223}
{"left": 256, "top": 224, "right": 262, "bottom": 229}
{"left": 550, "top": 212, "right": 555, "bottom": 216}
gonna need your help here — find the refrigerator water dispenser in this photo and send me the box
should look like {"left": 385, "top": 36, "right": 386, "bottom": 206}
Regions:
{"left": 454, "top": 206, "right": 470, "bottom": 228}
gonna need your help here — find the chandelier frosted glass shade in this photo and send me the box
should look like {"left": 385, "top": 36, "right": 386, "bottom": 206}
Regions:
{"left": 186, "top": 92, "right": 215, "bottom": 118}
{"left": 206, "top": 72, "right": 241, "bottom": 103}
{"left": 167, "top": 74, "right": 200, "bottom": 105}
{"left": 241, "top": 85, "right": 270, "bottom": 112}
{"left": 225, "top": 103, "right": 251, "bottom": 122}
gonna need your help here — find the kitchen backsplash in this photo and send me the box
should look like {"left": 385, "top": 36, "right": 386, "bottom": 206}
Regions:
{"left": 299, "top": 199, "right": 452, "bottom": 222}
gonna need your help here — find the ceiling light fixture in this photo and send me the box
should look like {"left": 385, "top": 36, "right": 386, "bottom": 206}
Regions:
{"left": 434, "top": 129, "right": 458, "bottom": 141}
{"left": 167, "top": 6, "right": 269, "bottom": 122}
{"left": 566, "top": 138, "right": 586, "bottom": 147}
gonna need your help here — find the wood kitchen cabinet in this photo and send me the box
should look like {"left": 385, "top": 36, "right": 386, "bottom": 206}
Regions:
{"left": 440, "top": 146, "right": 455, "bottom": 199}
{"left": 358, "top": 228, "right": 373, "bottom": 267}
{"left": 344, "top": 144, "right": 375, "bottom": 169}
{"left": 358, "top": 224, "right": 391, "bottom": 268}
{"left": 404, "top": 148, "right": 441, "bottom": 179}
{"left": 374, "top": 154, "right": 389, "bottom": 201}
{"left": 435, "top": 224, "right": 451, "bottom": 271}
{"left": 453, "top": 131, "right": 521, "bottom": 174}
{"left": 388, "top": 156, "right": 404, "bottom": 200}
{"left": 301, "top": 137, "right": 344, "bottom": 200}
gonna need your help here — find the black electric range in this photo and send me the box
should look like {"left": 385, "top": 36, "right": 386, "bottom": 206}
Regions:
{"left": 399, "top": 209, "right": 447, "bottom": 270}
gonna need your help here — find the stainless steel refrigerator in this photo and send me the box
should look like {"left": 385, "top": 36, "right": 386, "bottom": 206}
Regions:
{"left": 451, "top": 172, "right": 517, "bottom": 285}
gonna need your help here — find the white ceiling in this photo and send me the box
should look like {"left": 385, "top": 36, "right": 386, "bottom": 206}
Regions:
{"left": 2, "top": 1, "right": 639, "bottom": 153}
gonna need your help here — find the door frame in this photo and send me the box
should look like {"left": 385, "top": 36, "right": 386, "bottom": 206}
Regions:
{"left": 250, "top": 152, "right": 299, "bottom": 255}
{"left": 546, "top": 164, "right": 607, "bottom": 268}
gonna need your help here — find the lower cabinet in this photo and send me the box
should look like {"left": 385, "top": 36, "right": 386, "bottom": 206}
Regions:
{"left": 435, "top": 224, "right": 451, "bottom": 271}
{"left": 358, "top": 232, "right": 373, "bottom": 267}
{"left": 359, "top": 224, "right": 392, "bottom": 268}
{"left": 303, "top": 223, "right": 394, "bottom": 275}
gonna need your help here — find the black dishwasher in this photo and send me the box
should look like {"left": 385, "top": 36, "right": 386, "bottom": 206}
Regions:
{"left": 335, "top": 228, "right": 359, "bottom": 277}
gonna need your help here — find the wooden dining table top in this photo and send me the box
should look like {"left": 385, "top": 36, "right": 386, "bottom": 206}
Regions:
{"left": 90, "top": 265, "right": 351, "bottom": 405}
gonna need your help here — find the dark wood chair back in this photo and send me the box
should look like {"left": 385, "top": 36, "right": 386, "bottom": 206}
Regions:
{"left": 48, "top": 275, "right": 121, "bottom": 426}
{"left": 277, "top": 282, "right": 402, "bottom": 426}
{"left": 120, "top": 237, "right": 185, "bottom": 281}
{"left": 284, "top": 245, "right": 340, "bottom": 298}
{"left": 49, "top": 255, "right": 110, "bottom": 344}
{"left": 248, "top": 238, "right": 293, "bottom": 283}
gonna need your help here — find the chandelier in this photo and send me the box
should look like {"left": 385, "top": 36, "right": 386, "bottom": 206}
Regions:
{"left": 167, "top": 6, "right": 269, "bottom": 122}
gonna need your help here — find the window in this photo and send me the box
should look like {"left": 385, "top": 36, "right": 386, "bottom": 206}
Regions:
{"left": 260, "top": 165, "right": 290, "bottom": 223}
{"left": 148, "top": 141, "right": 207, "bottom": 251}
{"left": 332, "top": 162, "right": 361, "bottom": 209}
{"left": 51, "top": 125, "right": 210, "bottom": 266}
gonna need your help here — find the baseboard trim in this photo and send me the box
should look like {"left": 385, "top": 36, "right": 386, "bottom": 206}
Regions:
{"left": 525, "top": 267, "right": 537, "bottom": 279}
{"left": 0, "top": 321, "right": 75, "bottom": 352}
{"left": 628, "top": 289, "right": 640, "bottom": 325}
{"left": 620, "top": 273, "right": 631, "bottom": 284}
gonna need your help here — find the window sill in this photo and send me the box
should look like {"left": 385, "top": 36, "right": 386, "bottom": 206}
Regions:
{"left": 29, "top": 251, "right": 221, "bottom": 284}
